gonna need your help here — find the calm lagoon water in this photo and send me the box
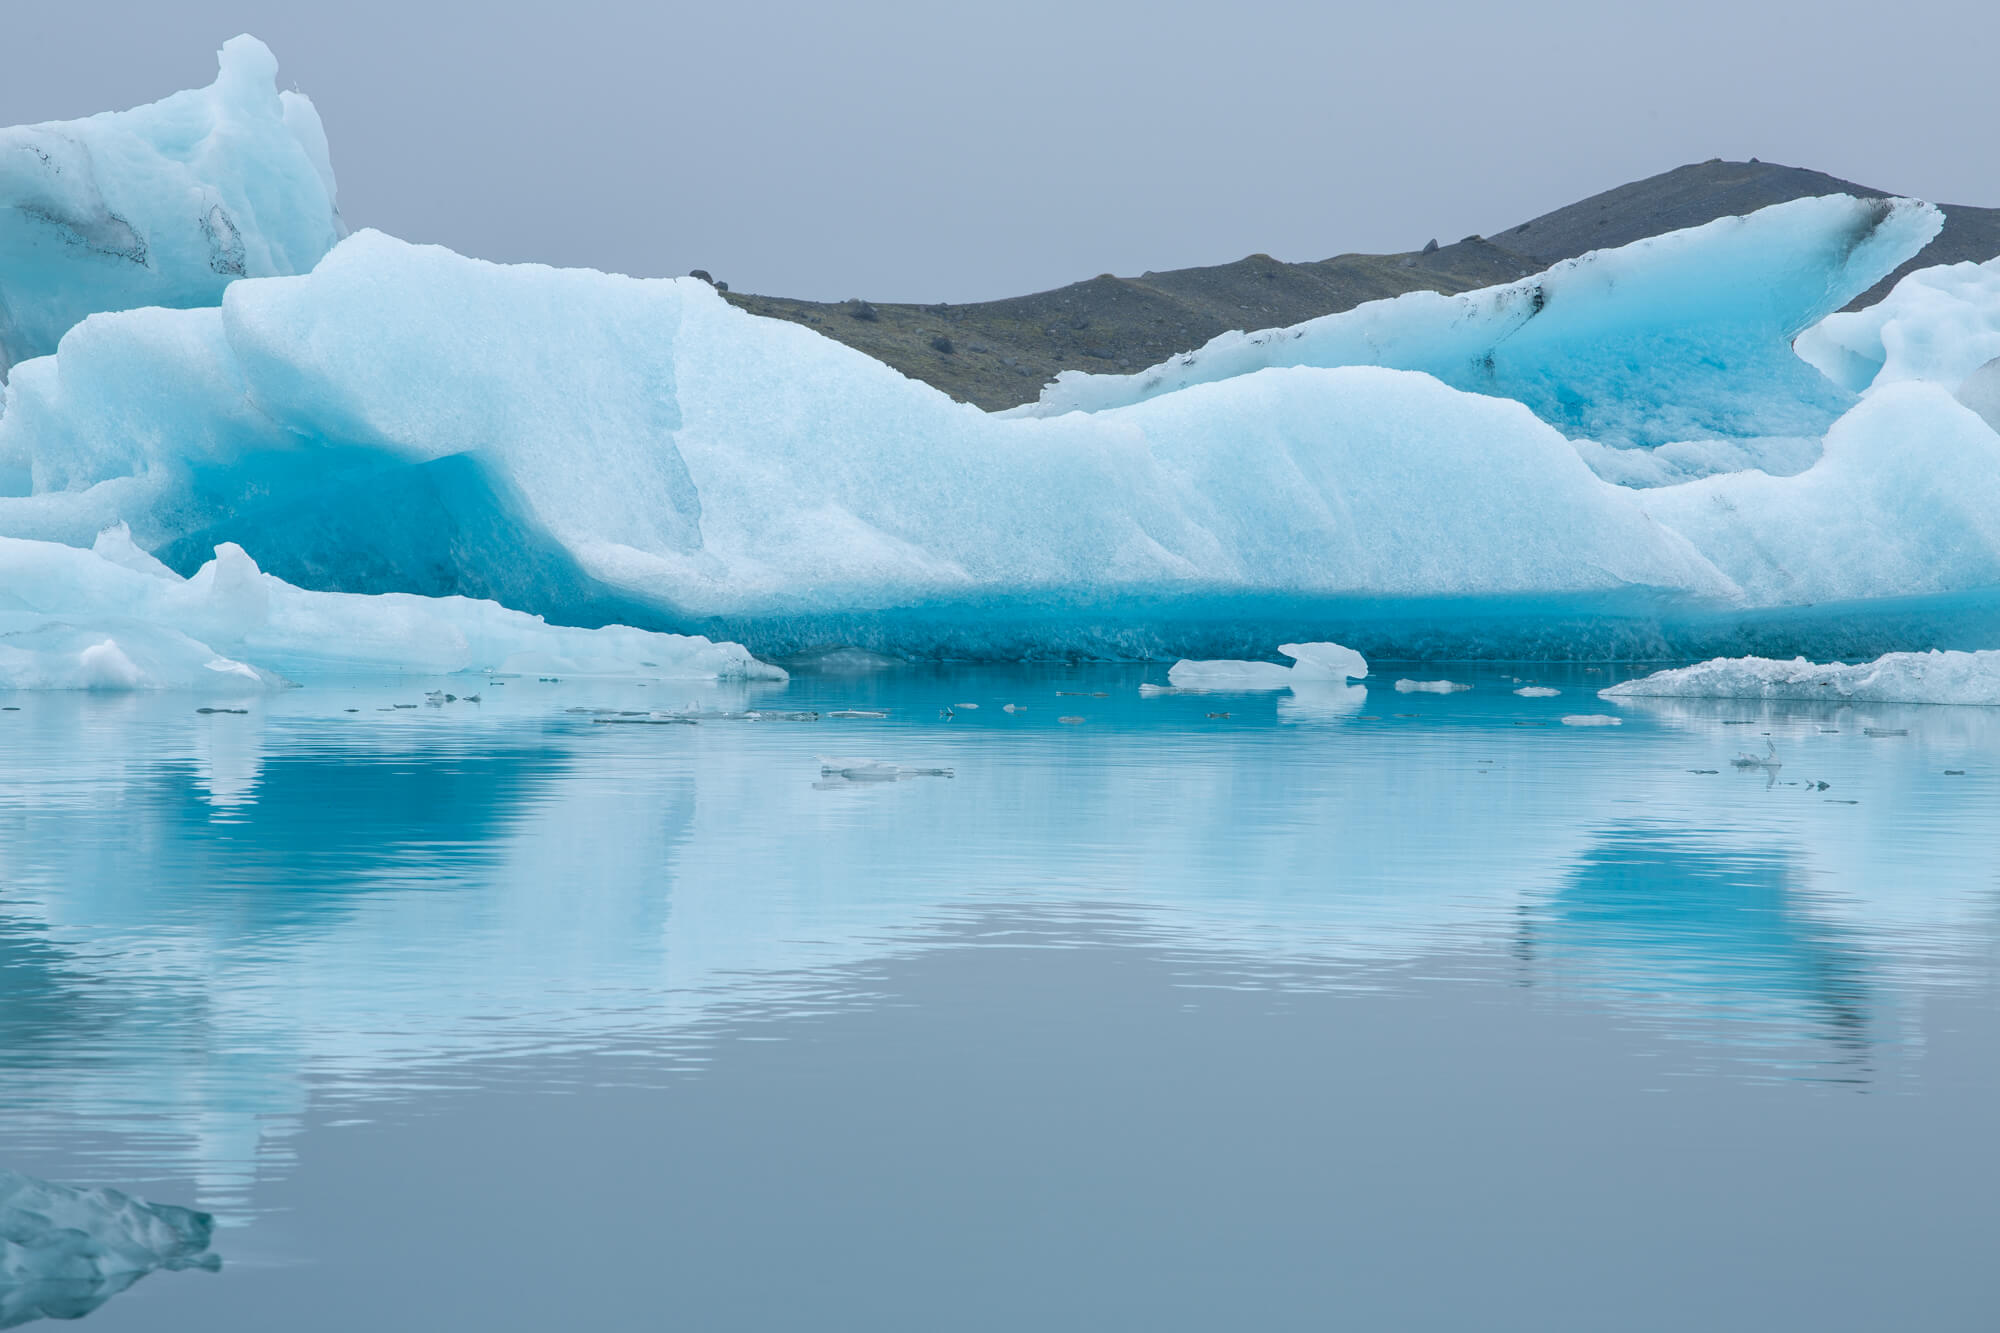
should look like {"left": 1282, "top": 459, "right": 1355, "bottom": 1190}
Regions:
{"left": 1, "top": 664, "right": 1996, "bottom": 1330}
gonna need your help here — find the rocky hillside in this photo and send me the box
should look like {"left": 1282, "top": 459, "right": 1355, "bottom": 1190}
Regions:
{"left": 720, "top": 160, "right": 2000, "bottom": 411}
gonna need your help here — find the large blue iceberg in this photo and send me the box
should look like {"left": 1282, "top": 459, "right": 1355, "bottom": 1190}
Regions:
{"left": 2, "top": 41, "right": 1999, "bottom": 666}
{"left": 0, "top": 36, "right": 341, "bottom": 381}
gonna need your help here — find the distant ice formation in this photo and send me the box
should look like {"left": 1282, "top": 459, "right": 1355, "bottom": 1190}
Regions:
{"left": 1603, "top": 650, "right": 2000, "bottom": 707}
{"left": 1016, "top": 196, "right": 1940, "bottom": 450}
{"left": 0, "top": 36, "right": 341, "bottom": 379}
{"left": 1165, "top": 642, "right": 1367, "bottom": 689}
{"left": 0, "top": 527, "right": 781, "bottom": 689}
{"left": 0, "top": 1168, "right": 217, "bottom": 1326}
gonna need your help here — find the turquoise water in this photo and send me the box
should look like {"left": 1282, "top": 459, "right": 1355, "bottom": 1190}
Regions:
{"left": 2, "top": 664, "right": 1997, "bottom": 1330}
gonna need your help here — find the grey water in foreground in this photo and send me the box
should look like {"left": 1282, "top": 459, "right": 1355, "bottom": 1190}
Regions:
{"left": 0, "top": 664, "right": 1995, "bottom": 1331}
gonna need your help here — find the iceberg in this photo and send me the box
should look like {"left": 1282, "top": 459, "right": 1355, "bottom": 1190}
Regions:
{"left": 1014, "top": 196, "right": 1941, "bottom": 450}
{"left": 0, "top": 1168, "right": 217, "bottom": 1327}
{"left": 1165, "top": 641, "right": 1367, "bottom": 689}
{"left": 0, "top": 36, "right": 341, "bottom": 380}
{"left": 0, "top": 51, "right": 1996, "bottom": 664}
{"left": 1602, "top": 650, "right": 2000, "bottom": 707}
{"left": 0, "top": 528, "right": 781, "bottom": 689}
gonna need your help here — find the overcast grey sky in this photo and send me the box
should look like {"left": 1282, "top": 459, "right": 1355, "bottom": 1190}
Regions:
{"left": 4, "top": 0, "right": 1995, "bottom": 303}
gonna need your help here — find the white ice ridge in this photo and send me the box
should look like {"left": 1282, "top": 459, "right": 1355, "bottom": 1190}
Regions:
{"left": 1013, "top": 196, "right": 1941, "bottom": 448}
{"left": 0, "top": 1167, "right": 217, "bottom": 1326}
{"left": 1795, "top": 256, "right": 2000, "bottom": 433}
{"left": 0, "top": 527, "right": 783, "bottom": 689}
{"left": 1601, "top": 650, "right": 2000, "bottom": 707}
{"left": 0, "top": 36, "right": 342, "bottom": 380}
{"left": 1165, "top": 641, "right": 1367, "bottom": 689}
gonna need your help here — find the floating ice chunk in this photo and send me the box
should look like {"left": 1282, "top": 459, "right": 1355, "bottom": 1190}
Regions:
{"left": 1795, "top": 257, "right": 2000, "bottom": 396}
{"left": 0, "top": 1168, "right": 217, "bottom": 1326}
{"left": 1515, "top": 686, "right": 1561, "bottom": 697}
{"left": 1395, "top": 679, "right": 1471, "bottom": 694}
{"left": 1019, "top": 196, "right": 1939, "bottom": 448}
{"left": 0, "top": 536, "right": 781, "bottom": 689}
{"left": 1731, "top": 739, "right": 1782, "bottom": 768}
{"left": 1560, "top": 714, "right": 1623, "bottom": 726}
{"left": 1166, "top": 641, "right": 1367, "bottom": 689}
{"left": 1602, "top": 649, "right": 2000, "bottom": 706}
{"left": 816, "top": 756, "right": 953, "bottom": 781}
{"left": 827, "top": 709, "right": 888, "bottom": 719}
{"left": 0, "top": 35, "right": 341, "bottom": 379}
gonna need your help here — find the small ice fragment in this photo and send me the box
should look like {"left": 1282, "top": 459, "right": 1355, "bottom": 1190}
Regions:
{"left": 1732, "top": 739, "right": 1781, "bottom": 768}
{"left": 954, "top": 702, "right": 980, "bottom": 710}
{"left": 1002, "top": 703, "right": 1026, "bottom": 712}
{"left": 828, "top": 709, "right": 888, "bottom": 719}
{"left": 1059, "top": 715, "right": 1085, "bottom": 724}
{"left": 1560, "top": 714, "right": 1622, "bottom": 726}
{"left": 1396, "top": 679, "right": 1470, "bottom": 693}
{"left": 1515, "top": 686, "right": 1560, "bottom": 697}
{"left": 816, "top": 756, "right": 953, "bottom": 781}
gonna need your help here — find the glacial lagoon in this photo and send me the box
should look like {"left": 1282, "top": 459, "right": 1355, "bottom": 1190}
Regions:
{"left": 2, "top": 664, "right": 1995, "bottom": 1330}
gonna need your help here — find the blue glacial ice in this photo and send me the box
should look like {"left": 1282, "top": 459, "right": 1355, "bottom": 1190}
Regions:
{"left": 0, "top": 527, "right": 781, "bottom": 690}
{"left": 3, "top": 44, "right": 2000, "bottom": 664}
{"left": 0, "top": 36, "right": 341, "bottom": 381}
{"left": 0, "top": 1167, "right": 217, "bottom": 1326}
{"left": 1015, "top": 196, "right": 1941, "bottom": 452}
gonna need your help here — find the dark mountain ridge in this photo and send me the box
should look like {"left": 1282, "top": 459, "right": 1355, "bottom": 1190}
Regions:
{"left": 720, "top": 159, "right": 2000, "bottom": 411}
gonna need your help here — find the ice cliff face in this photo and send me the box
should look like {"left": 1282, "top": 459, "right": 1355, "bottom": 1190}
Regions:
{"left": 2, "top": 41, "right": 1999, "bottom": 665}
{"left": 0, "top": 35, "right": 341, "bottom": 380}
{"left": 0, "top": 1168, "right": 217, "bottom": 1327}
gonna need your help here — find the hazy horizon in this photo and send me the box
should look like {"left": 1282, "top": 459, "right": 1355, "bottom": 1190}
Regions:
{"left": 7, "top": 0, "right": 1996, "bottom": 303}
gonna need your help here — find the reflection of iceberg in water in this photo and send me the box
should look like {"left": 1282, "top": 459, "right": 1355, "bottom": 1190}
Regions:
{"left": 0, "top": 681, "right": 1995, "bottom": 1219}
{"left": 0, "top": 1168, "right": 217, "bottom": 1328}
{"left": 1524, "top": 826, "right": 1876, "bottom": 1069}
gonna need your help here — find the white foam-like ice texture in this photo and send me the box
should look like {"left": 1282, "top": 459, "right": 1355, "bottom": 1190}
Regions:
{"left": 0, "top": 527, "right": 782, "bottom": 689}
{"left": 1560, "top": 714, "right": 1622, "bottom": 726}
{"left": 1166, "top": 641, "right": 1367, "bottom": 689}
{"left": 0, "top": 1167, "right": 217, "bottom": 1326}
{"left": 1396, "top": 679, "right": 1471, "bottom": 694}
{"left": 1602, "top": 650, "right": 2000, "bottom": 707}
{"left": 0, "top": 36, "right": 341, "bottom": 380}
{"left": 1515, "top": 686, "right": 1561, "bottom": 697}
{"left": 1795, "top": 257, "right": 2000, "bottom": 397}
{"left": 1015, "top": 196, "right": 1940, "bottom": 450}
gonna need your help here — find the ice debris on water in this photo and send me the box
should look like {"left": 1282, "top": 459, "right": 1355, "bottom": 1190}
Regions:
{"left": 1732, "top": 739, "right": 1782, "bottom": 769}
{"left": 1603, "top": 650, "right": 2000, "bottom": 707}
{"left": 1560, "top": 714, "right": 1622, "bottom": 726}
{"left": 816, "top": 757, "right": 953, "bottom": 782}
{"left": 826, "top": 709, "right": 888, "bottom": 719}
{"left": 1395, "top": 679, "right": 1471, "bottom": 694}
{"left": 1166, "top": 642, "right": 1368, "bottom": 690}
{"left": 1515, "top": 686, "right": 1561, "bottom": 697}
{"left": 0, "top": 1168, "right": 218, "bottom": 1327}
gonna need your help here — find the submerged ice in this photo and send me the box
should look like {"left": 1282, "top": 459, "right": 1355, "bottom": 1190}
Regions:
{"left": 1, "top": 43, "right": 1999, "bottom": 664}
{"left": 0, "top": 1168, "right": 216, "bottom": 1327}
{"left": 0, "top": 36, "right": 341, "bottom": 381}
